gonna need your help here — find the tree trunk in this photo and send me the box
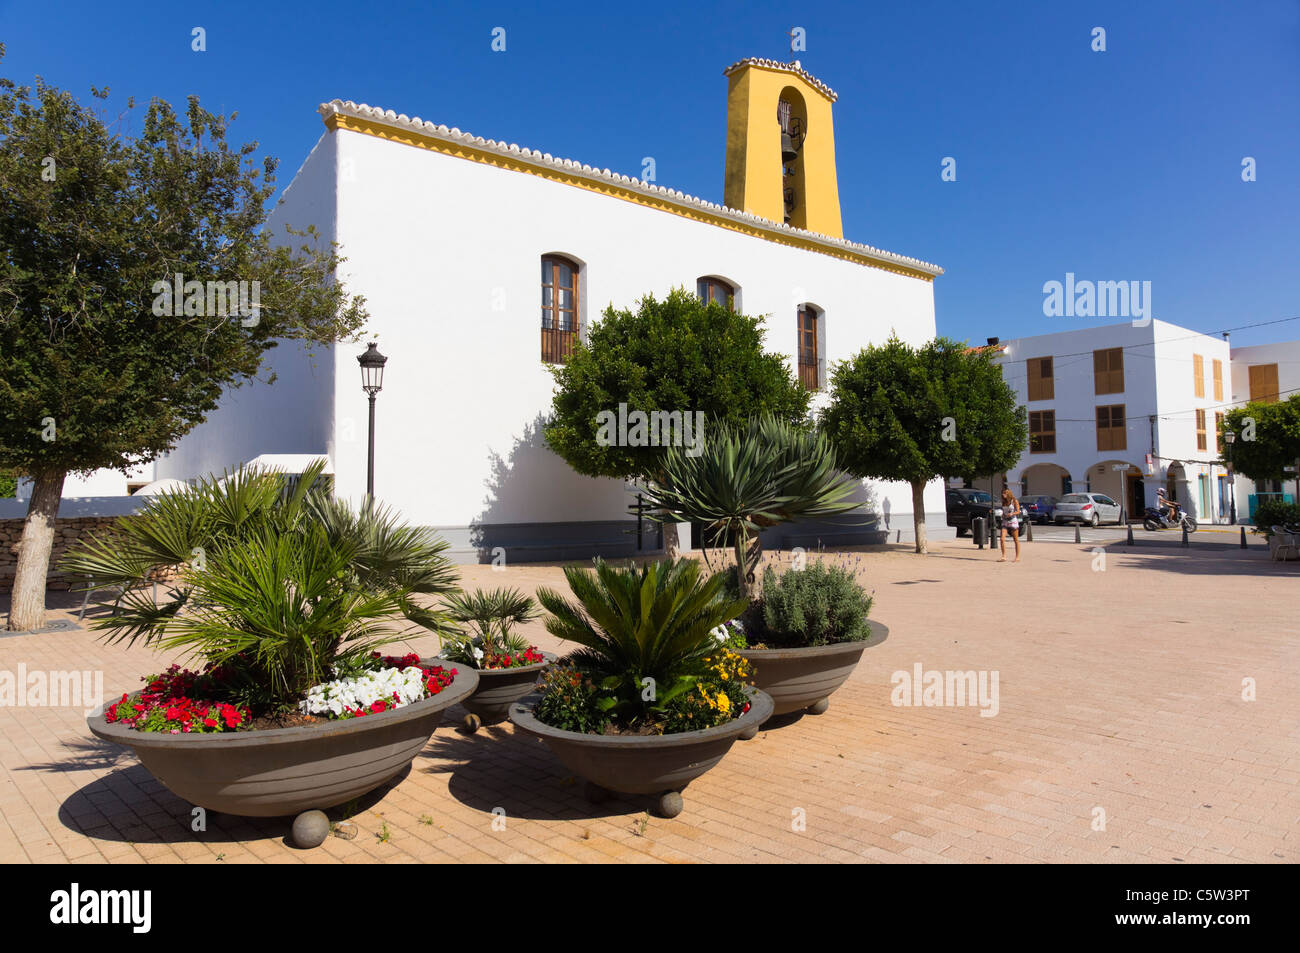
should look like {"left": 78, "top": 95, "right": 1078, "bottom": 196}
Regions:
{"left": 6, "top": 469, "right": 66, "bottom": 631}
{"left": 911, "top": 479, "right": 928, "bottom": 555}
{"left": 663, "top": 521, "right": 681, "bottom": 559}
{"left": 733, "top": 528, "right": 750, "bottom": 600}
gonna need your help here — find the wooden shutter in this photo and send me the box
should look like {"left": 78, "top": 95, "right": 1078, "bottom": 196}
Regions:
{"left": 1096, "top": 404, "right": 1126, "bottom": 451}
{"left": 1212, "top": 359, "right": 1223, "bottom": 401}
{"left": 1029, "top": 410, "right": 1056, "bottom": 453}
{"left": 1193, "top": 354, "right": 1205, "bottom": 398}
{"left": 1027, "top": 357, "right": 1054, "bottom": 401}
{"left": 1249, "top": 363, "right": 1280, "bottom": 403}
{"left": 1094, "top": 349, "right": 1123, "bottom": 395}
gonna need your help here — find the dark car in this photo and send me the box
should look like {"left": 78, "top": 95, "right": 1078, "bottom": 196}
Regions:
{"left": 1021, "top": 494, "right": 1059, "bottom": 524}
{"left": 946, "top": 488, "right": 994, "bottom": 537}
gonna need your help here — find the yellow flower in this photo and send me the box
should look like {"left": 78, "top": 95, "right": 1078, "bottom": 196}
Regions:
{"left": 716, "top": 692, "right": 731, "bottom": 713}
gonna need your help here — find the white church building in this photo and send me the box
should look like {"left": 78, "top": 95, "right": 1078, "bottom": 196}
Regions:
{"left": 19, "top": 59, "right": 949, "bottom": 561}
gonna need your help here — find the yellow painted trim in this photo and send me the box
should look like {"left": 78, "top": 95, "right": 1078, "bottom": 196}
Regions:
{"left": 324, "top": 113, "right": 935, "bottom": 282}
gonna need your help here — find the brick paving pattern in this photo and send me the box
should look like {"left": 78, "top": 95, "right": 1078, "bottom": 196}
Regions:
{"left": 1, "top": 535, "right": 1296, "bottom": 863}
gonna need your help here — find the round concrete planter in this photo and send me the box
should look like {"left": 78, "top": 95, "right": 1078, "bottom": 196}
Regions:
{"left": 87, "top": 667, "right": 479, "bottom": 818}
{"left": 738, "top": 619, "right": 889, "bottom": 719}
{"left": 509, "top": 685, "right": 774, "bottom": 817}
{"left": 421, "top": 652, "right": 555, "bottom": 729}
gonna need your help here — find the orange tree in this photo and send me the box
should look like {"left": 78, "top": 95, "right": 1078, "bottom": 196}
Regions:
{"left": 821, "top": 336, "right": 1025, "bottom": 554}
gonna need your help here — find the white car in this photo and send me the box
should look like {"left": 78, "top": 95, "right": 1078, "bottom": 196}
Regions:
{"left": 1053, "top": 492, "right": 1123, "bottom": 527}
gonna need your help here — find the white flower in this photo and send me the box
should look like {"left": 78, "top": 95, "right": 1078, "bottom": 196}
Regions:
{"left": 298, "top": 665, "right": 429, "bottom": 717}
{"left": 712, "top": 625, "right": 728, "bottom": 643}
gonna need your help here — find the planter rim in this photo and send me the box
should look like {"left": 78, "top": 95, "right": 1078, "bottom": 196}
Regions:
{"left": 88, "top": 665, "right": 479, "bottom": 750}
{"left": 738, "top": 618, "right": 889, "bottom": 659}
{"left": 420, "top": 650, "right": 557, "bottom": 675}
{"left": 509, "top": 684, "right": 773, "bottom": 749}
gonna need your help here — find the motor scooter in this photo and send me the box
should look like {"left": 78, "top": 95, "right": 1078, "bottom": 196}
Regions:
{"left": 1142, "top": 504, "right": 1197, "bottom": 533}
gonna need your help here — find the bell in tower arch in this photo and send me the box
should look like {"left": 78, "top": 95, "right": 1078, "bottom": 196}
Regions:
{"left": 777, "top": 99, "right": 800, "bottom": 165}
{"left": 781, "top": 129, "right": 798, "bottom": 165}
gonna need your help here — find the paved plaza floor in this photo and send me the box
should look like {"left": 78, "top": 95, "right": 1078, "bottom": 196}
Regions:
{"left": 2, "top": 533, "right": 1296, "bottom": 864}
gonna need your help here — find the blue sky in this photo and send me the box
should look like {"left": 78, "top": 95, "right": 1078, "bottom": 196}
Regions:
{"left": 3, "top": 0, "right": 1297, "bottom": 347}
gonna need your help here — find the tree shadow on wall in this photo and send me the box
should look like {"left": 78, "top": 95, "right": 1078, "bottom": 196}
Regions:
{"left": 469, "top": 412, "right": 640, "bottom": 564}
{"left": 469, "top": 412, "right": 554, "bottom": 562}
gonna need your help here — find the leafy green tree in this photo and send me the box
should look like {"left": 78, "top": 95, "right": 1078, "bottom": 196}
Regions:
{"left": 544, "top": 288, "right": 809, "bottom": 553}
{"left": 1223, "top": 396, "right": 1300, "bottom": 501}
{"left": 821, "top": 336, "right": 1026, "bottom": 554}
{"left": 0, "top": 56, "right": 367, "bottom": 630}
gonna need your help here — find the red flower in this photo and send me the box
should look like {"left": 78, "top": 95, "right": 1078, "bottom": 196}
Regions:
{"left": 370, "top": 700, "right": 386, "bottom": 714}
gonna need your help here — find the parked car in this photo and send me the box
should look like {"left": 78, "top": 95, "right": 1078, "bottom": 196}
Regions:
{"left": 1021, "top": 495, "right": 1059, "bottom": 524}
{"left": 1053, "top": 492, "right": 1123, "bottom": 527}
{"left": 946, "top": 488, "right": 994, "bottom": 537}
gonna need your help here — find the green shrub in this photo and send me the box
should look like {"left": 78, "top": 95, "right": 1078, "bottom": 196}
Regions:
{"left": 534, "top": 557, "right": 749, "bottom": 733}
{"left": 0, "top": 471, "right": 15, "bottom": 498}
{"left": 1252, "top": 499, "right": 1300, "bottom": 536}
{"left": 758, "top": 560, "right": 873, "bottom": 647}
{"left": 534, "top": 665, "right": 610, "bottom": 735}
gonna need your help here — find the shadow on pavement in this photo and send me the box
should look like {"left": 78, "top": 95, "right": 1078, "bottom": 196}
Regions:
{"left": 51, "top": 757, "right": 407, "bottom": 845}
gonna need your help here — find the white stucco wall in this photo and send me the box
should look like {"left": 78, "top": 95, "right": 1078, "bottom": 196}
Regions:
{"left": 16, "top": 463, "right": 153, "bottom": 501}
{"left": 153, "top": 134, "right": 340, "bottom": 484}
{"left": 319, "top": 122, "right": 942, "bottom": 529}
{"left": 1229, "top": 340, "right": 1300, "bottom": 403}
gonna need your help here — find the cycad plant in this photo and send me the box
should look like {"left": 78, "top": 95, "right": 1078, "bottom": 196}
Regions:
{"left": 640, "top": 415, "right": 861, "bottom": 599}
{"left": 439, "top": 588, "right": 540, "bottom": 668}
{"left": 61, "top": 461, "right": 459, "bottom": 711}
{"left": 535, "top": 558, "right": 747, "bottom": 728}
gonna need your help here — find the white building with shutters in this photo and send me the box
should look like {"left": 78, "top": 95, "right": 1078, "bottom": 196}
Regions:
{"left": 988, "top": 320, "right": 1237, "bottom": 523}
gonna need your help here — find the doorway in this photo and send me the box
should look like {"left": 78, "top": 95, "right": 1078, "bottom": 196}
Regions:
{"left": 1126, "top": 471, "right": 1145, "bottom": 519}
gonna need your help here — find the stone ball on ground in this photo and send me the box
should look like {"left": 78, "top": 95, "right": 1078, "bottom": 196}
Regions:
{"left": 292, "top": 810, "right": 331, "bottom": 848}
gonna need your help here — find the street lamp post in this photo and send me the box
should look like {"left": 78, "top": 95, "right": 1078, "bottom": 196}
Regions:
{"left": 357, "top": 342, "right": 388, "bottom": 500}
{"left": 1224, "top": 431, "right": 1237, "bottom": 525}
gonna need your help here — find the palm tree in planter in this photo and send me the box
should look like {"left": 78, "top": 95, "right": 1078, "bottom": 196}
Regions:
{"left": 641, "top": 418, "right": 887, "bottom": 724}
{"left": 508, "top": 557, "right": 774, "bottom": 817}
{"left": 64, "top": 462, "right": 478, "bottom": 822}
{"left": 639, "top": 414, "right": 862, "bottom": 599}
{"left": 434, "top": 588, "right": 552, "bottom": 730}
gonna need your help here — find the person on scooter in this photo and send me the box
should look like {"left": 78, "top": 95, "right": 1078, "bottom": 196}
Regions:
{"left": 1155, "top": 487, "right": 1179, "bottom": 525}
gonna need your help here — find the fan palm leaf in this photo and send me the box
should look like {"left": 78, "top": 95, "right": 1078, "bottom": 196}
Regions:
{"left": 536, "top": 558, "right": 746, "bottom": 724}
{"left": 640, "top": 414, "right": 861, "bottom": 597}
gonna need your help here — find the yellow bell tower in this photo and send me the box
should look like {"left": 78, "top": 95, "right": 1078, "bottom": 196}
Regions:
{"left": 722, "top": 58, "right": 843, "bottom": 239}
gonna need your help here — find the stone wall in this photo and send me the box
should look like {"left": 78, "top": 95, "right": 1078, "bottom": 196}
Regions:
{"left": 0, "top": 516, "right": 123, "bottom": 591}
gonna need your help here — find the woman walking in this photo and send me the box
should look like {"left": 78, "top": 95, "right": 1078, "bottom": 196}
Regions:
{"left": 998, "top": 488, "right": 1022, "bottom": 563}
